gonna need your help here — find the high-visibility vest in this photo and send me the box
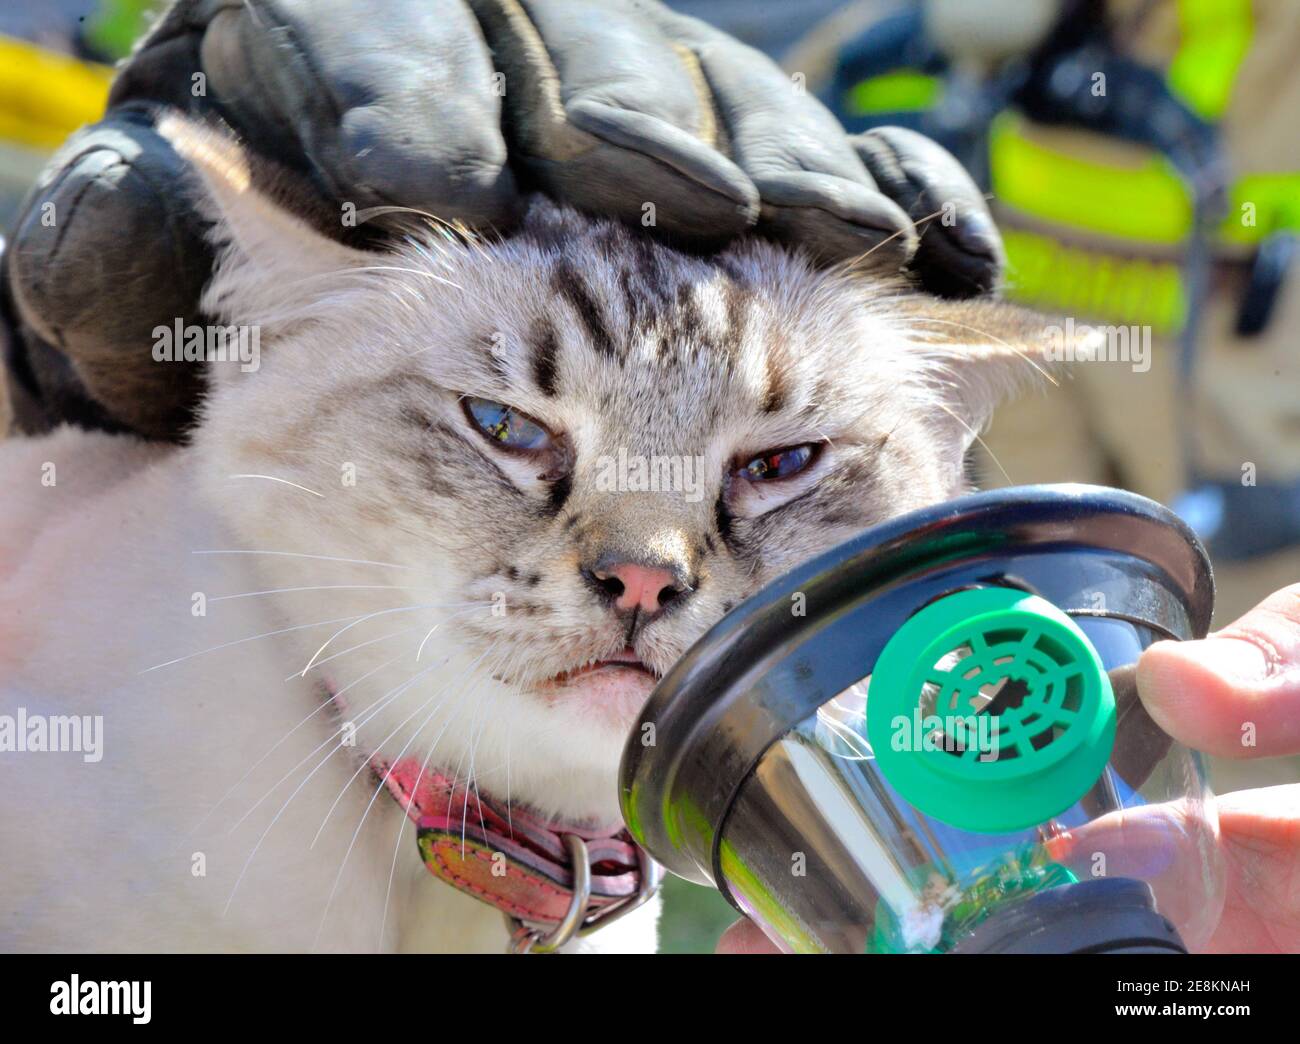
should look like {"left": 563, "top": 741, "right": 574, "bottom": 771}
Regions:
{"left": 840, "top": 0, "right": 1299, "bottom": 336}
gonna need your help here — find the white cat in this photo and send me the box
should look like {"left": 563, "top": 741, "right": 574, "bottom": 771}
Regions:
{"left": 0, "top": 118, "right": 1081, "bottom": 953}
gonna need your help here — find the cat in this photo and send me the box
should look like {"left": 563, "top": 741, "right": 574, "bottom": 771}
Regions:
{"left": 0, "top": 117, "right": 1092, "bottom": 953}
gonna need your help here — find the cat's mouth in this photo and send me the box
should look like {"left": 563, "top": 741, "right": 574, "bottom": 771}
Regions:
{"left": 536, "top": 648, "right": 661, "bottom": 725}
{"left": 543, "top": 647, "right": 658, "bottom": 686}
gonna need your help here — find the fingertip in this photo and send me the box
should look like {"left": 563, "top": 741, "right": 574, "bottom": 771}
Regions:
{"left": 1138, "top": 637, "right": 1276, "bottom": 757}
{"left": 715, "top": 918, "right": 780, "bottom": 954}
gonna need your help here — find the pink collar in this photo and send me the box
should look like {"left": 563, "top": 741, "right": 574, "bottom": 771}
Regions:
{"left": 375, "top": 757, "right": 661, "bottom": 952}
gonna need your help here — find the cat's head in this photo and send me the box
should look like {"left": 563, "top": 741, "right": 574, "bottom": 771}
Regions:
{"left": 164, "top": 117, "right": 1090, "bottom": 821}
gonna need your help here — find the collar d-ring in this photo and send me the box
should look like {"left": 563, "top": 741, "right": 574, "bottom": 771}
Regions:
{"left": 506, "top": 836, "right": 662, "bottom": 953}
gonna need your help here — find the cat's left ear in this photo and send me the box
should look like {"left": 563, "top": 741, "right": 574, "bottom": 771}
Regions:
{"left": 901, "top": 295, "right": 1104, "bottom": 462}
{"left": 157, "top": 114, "right": 374, "bottom": 329}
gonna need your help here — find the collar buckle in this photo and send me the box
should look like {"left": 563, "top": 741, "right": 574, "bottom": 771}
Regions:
{"left": 506, "top": 835, "right": 663, "bottom": 954}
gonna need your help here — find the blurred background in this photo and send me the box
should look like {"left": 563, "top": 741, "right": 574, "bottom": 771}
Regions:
{"left": 1, "top": 0, "right": 1297, "bottom": 952}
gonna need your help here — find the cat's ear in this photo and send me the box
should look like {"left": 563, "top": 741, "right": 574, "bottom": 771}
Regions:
{"left": 157, "top": 114, "right": 373, "bottom": 328}
{"left": 901, "top": 296, "right": 1103, "bottom": 464}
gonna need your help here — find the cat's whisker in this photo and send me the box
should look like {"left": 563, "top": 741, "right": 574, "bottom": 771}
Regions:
{"left": 193, "top": 546, "right": 459, "bottom": 587}
{"left": 414, "top": 604, "right": 490, "bottom": 661}
{"left": 229, "top": 650, "right": 446, "bottom": 834}
{"left": 222, "top": 742, "right": 342, "bottom": 916}
{"left": 375, "top": 705, "right": 458, "bottom": 949}
{"left": 289, "top": 625, "right": 420, "bottom": 681}
{"left": 503, "top": 643, "right": 535, "bottom": 841}
{"left": 935, "top": 401, "right": 1014, "bottom": 485}
{"left": 139, "top": 606, "right": 432, "bottom": 674}
{"left": 841, "top": 206, "right": 952, "bottom": 272}
{"left": 421, "top": 645, "right": 513, "bottom": 855}
{"left": 481, "top": 644, "right": 526, "bottom": 844}
{"left": 504, "top": 711, "right": 515, "bottom": 840}
{"left": 305, "top": 651, "right": 475, "bottom": 850}
{"left": 458, "top": 683, "right": 496, "bottom": 858}
{"left": 193, "top": 549, "right": 406, "bottom": 569}
{"left": 455, "top": 642, "right": 524, "bottom": 857}
{"left": 222, "top": 648, "right": 465, "bottom": 919}
{"left": 190, "top": 646, "right": 414, "bottom": 839}
{"left": 299, "top": 601, "right": 487, "bottom": 677}
{"left": 312, "top": 645, "right": 504, "bottom": 950}
{"left": 376, "top": 713, "right": 452, "bottom": 940}
{"left": 227, "top": 473, "right": 326, "bottom": 497}
{"left": 375, "top": 645, "right": 509, "bottom": 947}
{"left": 209, "top": 583, "right": 438, "bottom": 603}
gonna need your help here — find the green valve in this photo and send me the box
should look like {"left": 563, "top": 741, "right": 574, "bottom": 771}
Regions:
{"left": 867, "top": 587, "right": 1115, "bottom": 833}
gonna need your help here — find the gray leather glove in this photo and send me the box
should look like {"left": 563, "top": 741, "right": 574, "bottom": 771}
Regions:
{"left": 1, "top": 0, "right": 1003, "bottom": 440}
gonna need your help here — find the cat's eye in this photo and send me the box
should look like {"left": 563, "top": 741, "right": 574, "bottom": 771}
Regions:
{"left": 463, "top": 397, "right": 553, "bottom": 452}
{"left": 741, "top": 443, "right": 819, "bottom": 482}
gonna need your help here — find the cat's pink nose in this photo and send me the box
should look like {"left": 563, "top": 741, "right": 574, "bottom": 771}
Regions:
{"left": 595, "top": 562, "right": 682, "bottom": 615}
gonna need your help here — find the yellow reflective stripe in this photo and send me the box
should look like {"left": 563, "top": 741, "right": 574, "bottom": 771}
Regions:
{"left": 992, "top": 112, "right": 1300, "bottom": 248}
{"left": 1167, "top": 0, "right": 1253, "bottom": 119}
{"left": 1221, "top": 172, "right": 1300, "bottom": 243}
{"left": 0, "top": 35, "right": 112, "bottom": 149}
{"left": 1001, "top": 227, "right": 1187, "bottom": 335}
{"left": 845, "top": 71, "right": 942, "bottom": 114}
{"left": 989, "top": 112, "right": 1194, "bottom": 245}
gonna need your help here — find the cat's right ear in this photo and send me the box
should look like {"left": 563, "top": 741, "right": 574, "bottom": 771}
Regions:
{"left": 157, "top": 114, "right": 373, "bottom": 329}
{"left": 897, "top": 295, "right": 1104, "bottom": 479}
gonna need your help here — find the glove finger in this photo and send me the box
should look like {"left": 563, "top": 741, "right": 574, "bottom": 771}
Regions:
{"left": 142, "top": 0, "right": 522, "bottom": 229}
{"left": 467, "top": 0, "right": 759, "bottom": 250}
{"left": 649, "top": 5, "right": 918, "bottom": 266}
{"left": 851, "top": 126, "right": 1004, "bottom": 297}
{"left": 6, "top": 113, "right": 211, "bottom": 439}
